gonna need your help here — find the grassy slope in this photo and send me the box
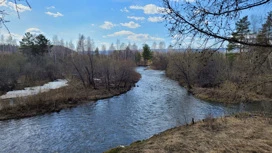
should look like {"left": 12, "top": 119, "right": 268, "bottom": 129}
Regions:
{"left": 106, "top": 113, "right": 272, "bottom": 153}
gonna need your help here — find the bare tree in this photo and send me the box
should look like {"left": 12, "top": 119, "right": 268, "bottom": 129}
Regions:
{"left": 101, "top": 44, "right": 106, "bottom": 52}
{"left": 128, "top": 42, "right": 131, "bottom": 49}
{"left": 69, "top": 40, "right": 75, "bottom": 50}
{"left": 152, "top": 41, "right": 157, "bottom": 50}
{"left": 131, "top": 43, "right": 138, "bottom": 51}
{"left": 86, "top": 37, "right": 92, "bottom": 53}
{"left": 116, "top": 39, "right": 120, "bottom": 50}
{"left": 86, "top": 36, "right": 97, "bottom": 89}
{"left": 0, "top": 0, "right": 31, "bottom": 32}
{"left": 162, "top": 0, "right": 272, "bottom": 48}
{"left": 109, "top": 43, "right": 116, "bottom": 52}
{"left": 159, "top": 41, "right": 166, "bottom": 50}
{"left": 120, "top": 42, "right": 127, "bottom": 50}
{"left": 52, "top": 35, "right": 59, "bottom": 46}
{"left": 60, "top": 39, "right": 64, "bottom": 47}
{"left": 77, "top": 34, "right": 85, "bottom": 53}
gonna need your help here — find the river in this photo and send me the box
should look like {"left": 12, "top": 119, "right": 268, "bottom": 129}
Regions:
{"left": 0, "top": 67, "right": 270, "bottom": 153}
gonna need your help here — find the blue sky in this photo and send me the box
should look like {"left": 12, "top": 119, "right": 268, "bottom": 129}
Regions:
{"left": 0, "top": 0, "right": 270, "bottom": 50}
{"left": 0, "top": 0, "right": 172, "bottom": 50}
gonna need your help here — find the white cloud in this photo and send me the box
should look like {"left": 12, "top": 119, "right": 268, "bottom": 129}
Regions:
{"left": 120, "top": 21, "right": 140, "bottom": 28}
{"left": 3, "top": 32, "right": 23, "bottom": 42}
{"left": 106, "top": 30, "right": 135, "bottom": 37}
{"left": 7, "top": 1, "right": 31, "bottom": 12}
{"left": 127, "top": 16, "right": 145, "bottom": 21}
{"left": 148, "top": 16, "right": 164, "bottom": 22}
{"left": 106, "top": 30, "right": 164, "bottom": 42}
{"left": 91, "top": 24, "right": 95, "bottom": 26}
{"left": 127, "top": 33, "right": 164, "bottom": 42}
{"left": 120, "top": 7, "right": 129, "bottom": 13}
{"left": 26, "top": 28, "right": 42, "bottom": 34}
{"left": 129, "top": 5, "right": 144, "bottom": 10}
{"left": 11, "top": 33, "right": 23, "bottom": 41}
{"left": 45, "top": 11, "right": 64, "bottom": 17}
{"left": 100, "top": 21, "right": 117, "bottom": 30}
{"left": 130, "top": 4, "right": 166, "bottom": 14}
{"left": 46, "top": 6, "right": 55, "bottom": 9}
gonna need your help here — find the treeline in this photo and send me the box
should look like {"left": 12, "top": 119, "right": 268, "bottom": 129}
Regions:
{"left": 0, "top": 33, "right": 140, "bottom": 94}
{"left": 0, "top": 44, "right": 18, "bottom": 53}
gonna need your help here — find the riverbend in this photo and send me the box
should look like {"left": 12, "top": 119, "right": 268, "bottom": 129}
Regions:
{"left": 0, "top": 67, "right": 270, "bottom": 153}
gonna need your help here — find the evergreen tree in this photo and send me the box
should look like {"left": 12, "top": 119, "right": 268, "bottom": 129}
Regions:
{"left": 257, "top": 12, "right": 272, "bottom": 45}
{"left": 34, "top": 34, "right": 52, "bottom": 55}
{"left": 135, "top": 51, "right": 141, "bottom": 64}
{"left": 95, "top": 47, "right": 99, "bottom": 57}
{"left": 228, "top": 16, "right": 250, "bottom": 52}
{"left": 20, "top": 32, "right": 52, "bottom": 56}
{"left": 142, "top": 44, "right": 152, "bottom": 64}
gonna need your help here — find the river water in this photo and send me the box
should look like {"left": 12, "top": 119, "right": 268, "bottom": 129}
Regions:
{"left": 0, "top": 67, "right": 270, "bottom": 153}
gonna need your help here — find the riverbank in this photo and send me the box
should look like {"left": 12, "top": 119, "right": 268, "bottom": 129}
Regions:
{"left": 151, "top": 50, "right": 272, "bottom": 104}
{"left": 106, "top": 113, "right": 272, "bottom": 153}
{"left": 0, "top": 73, "right": 141, "bottom": 121}
{"left": 191, "top": 86, "right": 272, "bottom": 104}
{"left": 167, "top": 75, "right": 272, "bottom": 104}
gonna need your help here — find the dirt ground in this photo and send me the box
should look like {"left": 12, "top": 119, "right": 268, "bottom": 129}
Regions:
{"left": 106, "top": 113, "right": 272, "bottom": 153}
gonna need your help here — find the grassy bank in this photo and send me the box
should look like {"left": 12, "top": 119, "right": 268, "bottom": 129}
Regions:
{"left": 0, "top": 73, "right": 140, "bottom": 121}
{"left": 192, "top": 86, "right": 272, "bottom": 104}
{"left": 106, "top": 113, "right": 272, "bottom": 153}
{"left": 175, "top": 79, "right": 272, "bottom": 104}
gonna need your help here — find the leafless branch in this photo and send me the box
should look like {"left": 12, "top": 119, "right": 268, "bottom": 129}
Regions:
{"left": 162, "top": 0, "right": 272, "bottom": 48}
{"left": 0, "top": 0, "right": 31, "bottom": 33}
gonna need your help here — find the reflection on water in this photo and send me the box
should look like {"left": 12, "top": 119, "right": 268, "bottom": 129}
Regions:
{"left": 0, "top": 67, "right": 269, "bottom": 153}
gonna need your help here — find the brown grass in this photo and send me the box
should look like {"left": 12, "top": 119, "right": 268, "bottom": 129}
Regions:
{"left": 106, "top": 113, "right": 272, "bottom": 153}
{"left": 0, "top": 74, "right": 141, "bottom": 121}
{"left": 192, "top": 81, "right": 272, "bottom": 103}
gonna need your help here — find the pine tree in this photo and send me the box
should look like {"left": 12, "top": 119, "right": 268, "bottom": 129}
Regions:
{"left": 142, "top": 44, "right": 152, "bottom": 64}
{"left": 20, "top": 32, "right": 52, "bottom": 56}
{"left": 135, "top": 51, "right": 141, "bottom": 64}
{"left": 228, "top": 16, "right": 250, "bottom": 52}
{"left": 257, "top": 12, "right": 272, "bottom": 45}
{"left": 95, "top": 47, "right": 99, "bottom": 57}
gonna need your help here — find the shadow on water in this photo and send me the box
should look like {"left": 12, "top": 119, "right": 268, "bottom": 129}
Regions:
{"left": 0, "top": 67, "right": 270, "bottom": 153}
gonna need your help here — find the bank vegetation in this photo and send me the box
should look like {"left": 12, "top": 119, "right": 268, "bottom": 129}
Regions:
{"left": 151, "top": 13, "right": 272, "bottom": 103}
{"left": 106, "top": 113, "right": 272, "bottom": 153}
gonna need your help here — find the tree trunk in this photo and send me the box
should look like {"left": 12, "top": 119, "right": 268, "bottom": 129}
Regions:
{"left": 72, "top": 60, "right": 86, "bottom": 88}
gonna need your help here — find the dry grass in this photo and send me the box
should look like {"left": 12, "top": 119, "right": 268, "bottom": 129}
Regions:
{"left": 192, "top": 80, "right": 272, "bottom": 103}
{"left": 106, "top": 113, "right": 272, "bottom": 153}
